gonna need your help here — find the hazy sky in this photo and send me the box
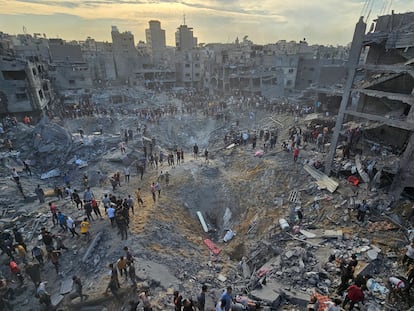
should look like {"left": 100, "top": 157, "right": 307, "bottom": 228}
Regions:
{"left": 0, "top": 0, "right": 411, "bottom": 46}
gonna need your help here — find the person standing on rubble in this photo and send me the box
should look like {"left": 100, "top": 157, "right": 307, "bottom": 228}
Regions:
{"left": 293, "top": 146, "right": 300, "bottom": 163}
{"left": 13, "top": 228, "right": 26, "bottom": 251}
{"left": 10, "top": 260, "right": 24, "bottom": 286}
{"left": 197, "top": 285, "right": 207, "bottom": 311}
{"left": 84, "top": 201, "right": 94, "bottom": 222}
{"left": 109, "top": 263, "right": 120, "bottom": 288}
{"left": 174, "top": 290, "right": 183, "bottom": 311}
{"left": 80, "top": 217, "right": 91, "bottom": 241}
{"left": 126, "top": 195, "right": 134, "bottom": 215}
{"left": 37, "top": 281, "right": 52, "bottom": 309}
{"left": 220, "top": 286, "right": 233, "bottom": 311}
{"left": 25, "top": 261, "right": 41, "bottom": 287}
{"left": 71, "top": 275, "right": 88, "bottom": 302}
{"left": 155, "top": 181, "right": 161, "bottom": 198}
{"left": 342, "top": 283, "right": 364, "bottom": 310}
{"left": 106, "top": 277, "right": 120, "bottom": 301}
{"left": 11, "top": 168, "right": 19, "bottom": 183}
{"left": 135, "top": 188, "right": 144, "bottom": 208}
{"left": 356, "top": 200, "right": 369, "bottom": 223}
{"left": 165, "top": 171, "right": 170, "bottom": 187}
{"left": 91, "top": 198, "right": 103, "bottom": 219}
{"left": 193, "top": 143, "right": 199, "bottom": 159}
{"left": 124, "top": 166, "right": 130, "bottom": 184}
{"left": 336, "top": 255, "right": 357, "bottom": 295}
{"left": 66, "top": 216, "right": 79, "bottom": 238}
{"left": 23, "top": 160, "right": 32, "bottom": 176}
{"left": 116, "top": 213, "right": 128, "bottom": 240}
{"left": 72, "top": 189, "right": 83, "bottom": 210}
{"left": 139, "top": 289, "right": 153, "bottom": 311}
{"left": 128, "top": 261, "right": 137, "bottom": 288}
{"left": 49, "top": 202, "right": 58, "bottom": 227}
{"left": 216, "top": 297, "right": 227, "bottom": 311}
{"left": 116, "top": 256, "right": 128, "bottom": 282}
{"left": 32, "top": 245, "right": 44, "bottom": 266}
{"left": 150, "top": 182, "right": 156, "bottom": 203}
{"left": 35, "top": 184, "right": 45, "bottom": 204}
{"left": 82, "top": 173, "right": 89, "bottom": 190}
{"left": 402, "top": 240, "right": 414, "bottom": 268}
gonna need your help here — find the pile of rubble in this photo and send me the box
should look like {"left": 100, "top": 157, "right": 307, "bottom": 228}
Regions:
{"left": 0, "top": 88, "right": 413, "bottom": 311}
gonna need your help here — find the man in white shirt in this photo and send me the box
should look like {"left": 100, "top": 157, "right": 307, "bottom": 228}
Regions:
{"left": 107, "top": 204, "right": 116, "bottom": 227}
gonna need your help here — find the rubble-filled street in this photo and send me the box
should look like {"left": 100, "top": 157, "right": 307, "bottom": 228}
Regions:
{"left": 1, "top": 85, "right": 414, "bottom": 311}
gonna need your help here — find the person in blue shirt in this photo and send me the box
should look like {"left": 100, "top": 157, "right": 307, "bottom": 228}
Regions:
{"left": 220, "top": 286, "right": 232, "bottom": 311}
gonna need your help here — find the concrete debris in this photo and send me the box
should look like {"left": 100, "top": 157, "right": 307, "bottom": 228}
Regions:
{"left": 223, "top": 229, "right": 235, "bottom": 242}
{"left": 0, "top": 73, "right": 413, "bottom": 311}
{"left": 40, "top": 168, "right": 61, "bottom": 179}
{"left": 355, "top": 154, "right": 370, "bottom": 183}
{"left": 217, "top": 274, "right": 227, "bottom": 282}
{"left": 81, "top": 231, "right": 103, "bottom": 263}
{"left": 303, "top": 164, "right": 338, "bottom": 193}
{"left": 60, "top": 279, "right": 74, "bottom": 295}
{"left": 196, "top": 211, "right": 209, "bottom": 233}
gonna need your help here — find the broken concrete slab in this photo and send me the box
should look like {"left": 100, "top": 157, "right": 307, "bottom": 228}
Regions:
{"left": 40, "top": 168, "right": 61, "bottom": 179}
{"left": 250, "top": 281, "right": 284, "bottom": 304}
{"left": 300, "top": 229, "right": 317, "bottom": 238}
{"left": 298, "top": 229, "right": 342, "bottom": 239}
{"left": 135, "top": 259, "right": 180, "bottom": 289}
{"left": 60, "top": 278, "right": 74, "bottom": 295}
{"left": 257, "top": 256, "right": 281, "bottom": 277}
{"left": 217, "top": 274, "right": 227, "bottom": 282}
{"left": 51, "top": 293, "right": 64, "bottom": 307}
{"left": 355, "top": 154, "right": 370, "bottom": 183}
{"left": 82, "top": 232, "right": 102, "bottom": 263}
{"left": 367, "top": 249, "right": 379, "bottom": 261}
{"left": 303, "top": 164, "right": 338, "bottom": 193}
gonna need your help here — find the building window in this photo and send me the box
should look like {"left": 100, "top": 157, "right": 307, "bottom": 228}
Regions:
{"left": 2, "top": 70, "right": 27, "bottom": 80}
{"left": 195, "top": 73, "right": 200, "bottom": 77}
{"left": 38, "top": 90, "right": 44, "bottom": 99}
{"left": 288, "top": 69, "right": 294, "bottom": 73}
{"left": 69, "top": 80, "right": 75, "bottom": 85}
{"left": 185, "top": 73, "right": 190, "bottom": 77}
{"left": 287, "top": 80, "right": 292, "bottom": 86}
{"left": 16, "top": 93, "right": 27, "bottom": 100}
{"left": 43, "top": 83, "right": 49, "bottom": 91}
{"left": 185, "top": 64, "right": 190, "bottom": 68}
{"left": 32, "top": 68, "right": 37, "bottom": 76}
{"left": 309, "top": 67, "right": 315, "bottom": 72}
{"left": 308, "top": 80, "right": 313, "bottom": 84}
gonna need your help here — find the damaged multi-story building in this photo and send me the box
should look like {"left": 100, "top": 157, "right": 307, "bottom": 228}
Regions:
{"left": 325, "top": 12, "right": 414, "bottom": 198}
{"left": 0, "top": 33, "right": 53, "bottom": 117}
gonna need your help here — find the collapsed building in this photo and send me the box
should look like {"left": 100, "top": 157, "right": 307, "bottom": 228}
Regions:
{"left": 324, "top": 12, "right": 414, "bottom": 198}
{"left": 0, "top": 56, "right": 52, "bottom": 117}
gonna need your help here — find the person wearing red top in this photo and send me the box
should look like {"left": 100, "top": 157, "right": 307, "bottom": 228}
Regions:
{"left": 343, "top": 284, "right": 364, "bottom": 310}
{"left": 10, "top": 260, "right": 24, "bottom": 286}
{"left": 293, "top": 147, "right": 300, "bottom": 162}
{"left": 49, "top": 202, "right": 58, "bottom": 226}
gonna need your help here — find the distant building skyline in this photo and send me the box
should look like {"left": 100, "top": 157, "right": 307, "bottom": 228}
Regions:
{"left": 0, "top": 1, "right": 411, "bottom": 46}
